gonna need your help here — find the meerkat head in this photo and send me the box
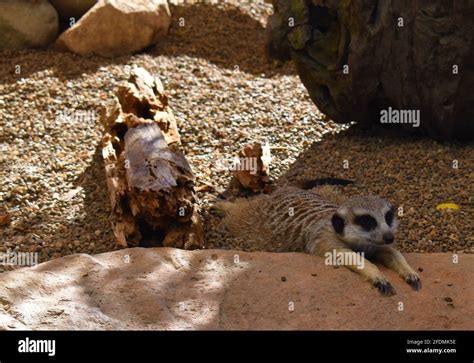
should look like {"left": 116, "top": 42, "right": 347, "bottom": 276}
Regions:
{"left": 330, "top": 195, "right": 397, "bottom": 248}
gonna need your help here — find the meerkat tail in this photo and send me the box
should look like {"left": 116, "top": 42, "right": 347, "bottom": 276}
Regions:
{"left": 301, "top": 177, "right": 355, "bottom": 190}
{"left": 310, "top": 185, "right": 347, "bottom": 205}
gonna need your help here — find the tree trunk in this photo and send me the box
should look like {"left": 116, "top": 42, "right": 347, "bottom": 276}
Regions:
{"left": 266, "top": 0, "right": 474, "bottom": 141}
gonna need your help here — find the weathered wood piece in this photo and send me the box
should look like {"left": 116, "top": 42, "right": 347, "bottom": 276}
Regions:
{"left": 232, "top": 142, "right": 272, "bottom": 193}
{"left": 101, "top": 67, "right": 204, "bottom": 249}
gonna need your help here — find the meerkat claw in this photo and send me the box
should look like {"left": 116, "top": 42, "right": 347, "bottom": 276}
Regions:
{"left": 406, "top": 274, "right": 422, "bottom": 291}
{"left": 374, "top": 279, "right": 396, "bottom": 296}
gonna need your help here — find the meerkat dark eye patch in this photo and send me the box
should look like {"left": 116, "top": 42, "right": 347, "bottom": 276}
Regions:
{"left": 354, "top": 215, "right": 377, "bottom": 231}
{"left": 331, "top": 214, "right": 345, "bottom": 234}
{"left": 385, "top": 208, "right": 394, "bottom": 226}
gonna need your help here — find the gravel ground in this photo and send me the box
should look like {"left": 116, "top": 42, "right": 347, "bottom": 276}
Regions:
{"left": 0, "top": 1, "right": 472, "bottom": 272}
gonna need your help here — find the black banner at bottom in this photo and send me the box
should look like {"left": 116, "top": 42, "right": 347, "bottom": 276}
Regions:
{"left": 0, "top": 330, "right": 472, "bottom": 361}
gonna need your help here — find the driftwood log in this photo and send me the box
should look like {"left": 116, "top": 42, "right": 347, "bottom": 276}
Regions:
{"left": 101, "top": 67, "right": 204, "bottom": 249}
{"left": 266, "top": 0, "right": 474, "bottom": 141}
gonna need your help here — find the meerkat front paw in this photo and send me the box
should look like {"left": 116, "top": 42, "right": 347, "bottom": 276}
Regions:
{"left": 373, "top": 278, "right": 396, "bottom": 296}
{"left": 405, "top": 273, "right": 422, "bottom": 291}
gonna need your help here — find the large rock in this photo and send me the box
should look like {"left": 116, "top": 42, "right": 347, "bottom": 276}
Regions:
{"left": 0, "top": 0, "right": 58, "bottom": 49}
{"left": 266, "top": 0, "right": 474, "bottom": 141}
{"left": 56, "top": 0, "right": 171, "bottom": 57}
{"left": 49, "top": 0, "right": 97, "bottom": 22}
{"left": 0, "top": 248, "right": 472, "bottom": 330}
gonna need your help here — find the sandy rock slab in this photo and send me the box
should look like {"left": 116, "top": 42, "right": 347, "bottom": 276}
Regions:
{"left": 0, "top": 248, "right": 472, "bottom": 330}
{"left": 56, "top": 0, "right": 171, "bottom": 57}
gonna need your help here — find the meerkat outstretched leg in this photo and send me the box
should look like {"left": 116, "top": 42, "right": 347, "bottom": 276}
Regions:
{"left": 324, "top": 248, "right": 396, "bottom": 296}
{"left": 374, "top": 246, "right": 421, "bottom": 291}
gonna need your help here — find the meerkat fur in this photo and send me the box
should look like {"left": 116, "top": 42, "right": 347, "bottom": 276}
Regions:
{"left": 214, "top": 186, "right": 421, "bottom": 296}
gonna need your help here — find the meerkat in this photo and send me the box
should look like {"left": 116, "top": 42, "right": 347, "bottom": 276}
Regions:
{"left": 215, "top": 186, "right": 421, "bottom": 296}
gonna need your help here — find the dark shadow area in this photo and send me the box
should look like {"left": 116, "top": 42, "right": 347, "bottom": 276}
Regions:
{"left": 0, "top": 48, "right": 132, "bottom": 85}
{"left": 70, "top": 143, "right": 118, "bottom": 252}
{"left": 152, "top": 3, "right": 294, "bottom": 77}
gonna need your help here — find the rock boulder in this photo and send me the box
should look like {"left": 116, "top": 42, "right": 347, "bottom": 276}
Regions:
{"left": 56, "top": 0, "right": 171, "bottom": 57}
{"left": 0, "top": 0, "right": 58, "bottom": 49}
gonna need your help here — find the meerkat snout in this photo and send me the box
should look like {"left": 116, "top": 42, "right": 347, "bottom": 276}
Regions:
{"left": 383, "top": 232, "right": 395, "bottom": 244}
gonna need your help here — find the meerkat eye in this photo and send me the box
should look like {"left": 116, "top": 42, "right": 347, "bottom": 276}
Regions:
{"left": 385, "top": 209, "right": 394, "bottom": 226}
{"left": 354, "top": 215, "right": 377, "bottom": 231}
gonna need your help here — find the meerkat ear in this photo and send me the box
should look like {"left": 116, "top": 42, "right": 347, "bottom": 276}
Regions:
{"left": 331, "top": 213, "right": 345, "bottom": 234}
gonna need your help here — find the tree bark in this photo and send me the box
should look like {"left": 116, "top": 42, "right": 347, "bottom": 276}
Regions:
{"left": 267, "top": 0, "right": 474, "bottom": 141}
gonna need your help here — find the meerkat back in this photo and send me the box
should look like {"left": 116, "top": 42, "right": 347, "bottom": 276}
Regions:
{"left": 215, "top": 187, "right": 338, "bottom": 252}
